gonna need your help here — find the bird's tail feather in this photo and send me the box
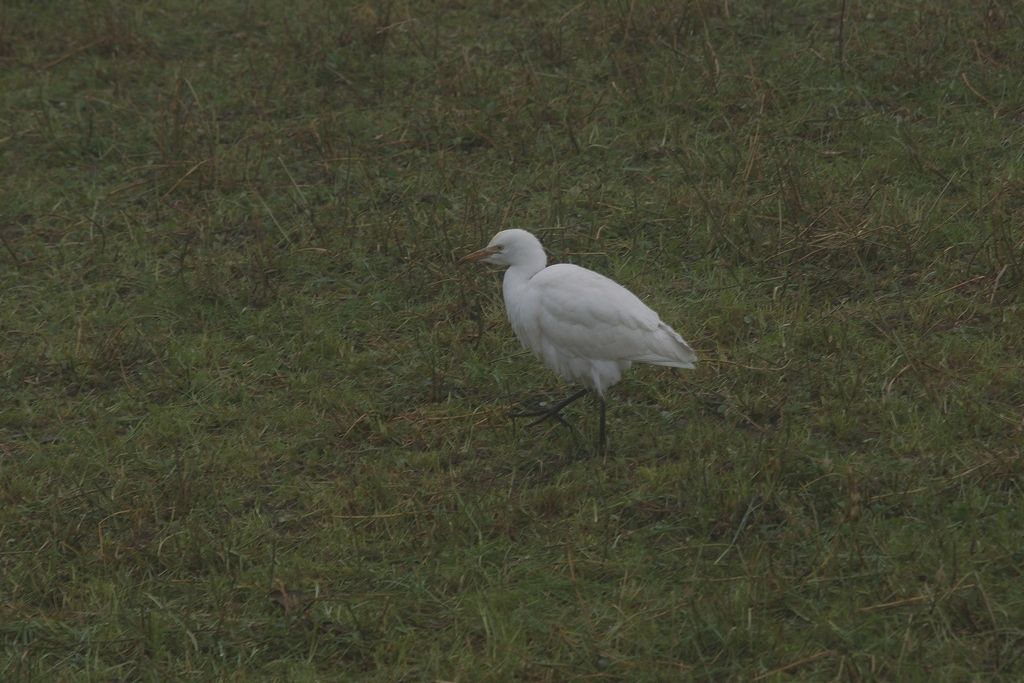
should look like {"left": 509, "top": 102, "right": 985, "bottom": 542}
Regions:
{"left": 631, "top": 323, "right": 697, "bottom": 369}
{"left": 647, "top": 358, "right": 696, "bottom": 369}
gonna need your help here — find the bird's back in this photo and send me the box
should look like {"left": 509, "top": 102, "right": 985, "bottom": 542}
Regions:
{"left": 505, "top": 263, "right": 695, "bottom": 394}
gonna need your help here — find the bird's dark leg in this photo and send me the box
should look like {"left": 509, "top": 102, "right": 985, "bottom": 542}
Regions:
{"left": 597, "top": 395, "right": 607, "bottom": 455}
{"left": 510, "top": 388, "right": 589, "bottom": 428}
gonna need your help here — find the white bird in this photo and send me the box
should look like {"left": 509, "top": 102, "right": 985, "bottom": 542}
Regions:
{"left": 461, "top": 229, "right": 696, "bottom": 452}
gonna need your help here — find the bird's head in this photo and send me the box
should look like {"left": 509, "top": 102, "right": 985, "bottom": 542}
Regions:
{"left": 460, "top": 229, "right": 546, "bottom": 270}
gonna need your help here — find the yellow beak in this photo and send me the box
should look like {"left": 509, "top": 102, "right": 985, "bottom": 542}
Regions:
{"left": 459, "top": 246, "right": 499, "bottom": 263}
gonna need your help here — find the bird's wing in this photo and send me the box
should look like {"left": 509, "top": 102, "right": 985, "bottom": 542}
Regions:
{"left": 530, "top": 264, "right": 696, "bottom": 366}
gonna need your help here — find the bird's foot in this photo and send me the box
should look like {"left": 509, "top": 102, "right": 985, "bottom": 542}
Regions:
{"left": 508, "top": 403, "right": 571, "bottom": 428}
{"left": 508, "top": 389, "right": 589, "bottom": 429}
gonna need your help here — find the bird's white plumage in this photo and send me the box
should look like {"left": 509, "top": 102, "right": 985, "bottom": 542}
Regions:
{"left": 469, "top": 229, "right": 696, "bottom": 396}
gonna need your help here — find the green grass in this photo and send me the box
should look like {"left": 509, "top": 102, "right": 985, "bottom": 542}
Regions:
{"left": 2, "top": 0, "right": 1023, "bottom": 679}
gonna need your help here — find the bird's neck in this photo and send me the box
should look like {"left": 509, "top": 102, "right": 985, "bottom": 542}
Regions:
{"left": 502, "top": 259, "right": 544, "bottom": 298}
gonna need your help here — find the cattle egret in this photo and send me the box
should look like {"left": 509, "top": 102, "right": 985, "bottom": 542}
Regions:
{"left": 461, "top": 229, "right": 696, "bottom": 453}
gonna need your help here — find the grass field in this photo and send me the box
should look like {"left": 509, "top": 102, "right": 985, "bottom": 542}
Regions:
{"left": 2, "top": 0, "right": 1023, "bottom": 680}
